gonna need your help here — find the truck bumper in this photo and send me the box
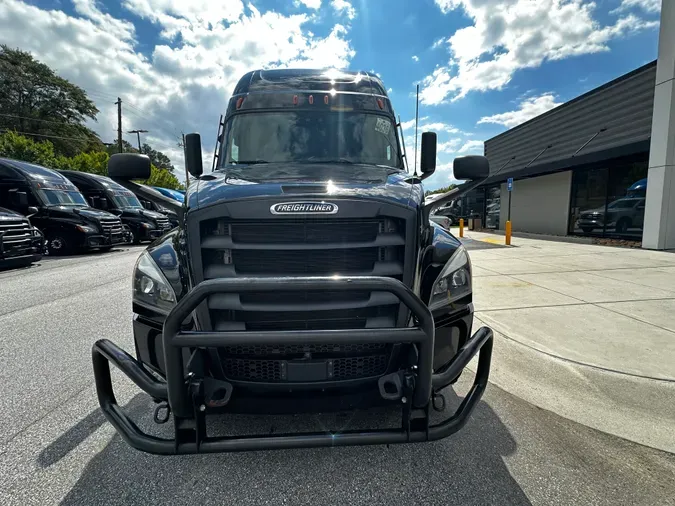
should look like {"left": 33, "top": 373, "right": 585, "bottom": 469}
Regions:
{"left": 83, "top": 232, "right": 127, "bottom": 249}
{"left": 0, "top": 229, "right": 44, "bottom": 269}
{"left": 92, "top": 276, "right": 493, "bottom": 455}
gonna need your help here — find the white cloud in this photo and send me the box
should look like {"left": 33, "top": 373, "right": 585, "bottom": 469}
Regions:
{"left": 0, "top": 0, "right": 355, "bottom": 176}
{"left": 400, "top": 117, "right": 462, "bottom": 134}
{"left": 457, "top": 140, "right": 484, "bottom": 154}
{"left": 477, "top": 93, "right": 562, "bottom": 128}
{"left": 432, "top": 37, "right": 446, "bottom": 49}
{"left": 438, "top": 138, "right": 463, "bottom": 153}
{"left": 387, "top": 87, "right": 393, "bottom": 93}
{"left": 612, "top": 0, "right": 661, "bottom": 14}
{"left": 412, "top": 55, "right": 419, "bottom": 62}
{"left": 422, "top": 0, "right": 659, "bottom": 104}
{"left": 331, "top": 0, "right": 356, "bottom": 19}
{"left": 296, "top": 0, "right": 322, "bottom": 9}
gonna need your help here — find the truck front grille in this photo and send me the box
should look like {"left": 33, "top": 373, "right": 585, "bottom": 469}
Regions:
{"left": 99, "top": 216, "right": 124, "bottom": 237}
{"left": 196, "top": 213, "right": 409, "bottom": 383}
{"left": 0, "top": 219, "right": 33, "bottom": 255}
{"left": 155, "top": 216, "right": 171, "bottom": 230}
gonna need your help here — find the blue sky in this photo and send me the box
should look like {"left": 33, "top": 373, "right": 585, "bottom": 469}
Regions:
{"left": 1, "top": 0, "right": 662, "bottom": 189}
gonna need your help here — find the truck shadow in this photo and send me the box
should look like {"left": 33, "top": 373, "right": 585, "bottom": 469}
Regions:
{"left": 46, "top": 387, "right": 532, "bottom": 506}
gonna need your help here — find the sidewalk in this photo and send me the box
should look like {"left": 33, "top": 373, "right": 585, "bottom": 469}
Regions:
{"left": 458, "top": 229, "right": 675, "bottom": 452}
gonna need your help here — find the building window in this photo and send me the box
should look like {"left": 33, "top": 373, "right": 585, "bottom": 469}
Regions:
{"left": 569, "top": 155, "right": 648, "bottom": 239}
{"left": 484, "top": 186, "right": 501, "bottom": 229}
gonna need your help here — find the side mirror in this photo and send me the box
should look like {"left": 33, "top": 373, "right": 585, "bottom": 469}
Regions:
{"left": 100, "top": 198, "right": 109, "bottom": 210}
{"left": 453, "top": 155, "right": 490, "bottom": 180}
{"left": 10, "top": 190, "right": 29, "bottom": 208}
{"left": 420, "top": 132, "right": 437, "bottom": 178}
{"left": 26, "top": 206, "right": 38, "bottom": 218}
{"left": 108, "top": 153, "right": 151, "bottom": 180}
{"left": 185, "top": 133, "right": 203, "bottom": 178}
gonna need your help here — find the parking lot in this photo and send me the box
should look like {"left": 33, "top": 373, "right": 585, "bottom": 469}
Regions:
{"left": 1, "top": 244, "right": 675, "bottom": 506}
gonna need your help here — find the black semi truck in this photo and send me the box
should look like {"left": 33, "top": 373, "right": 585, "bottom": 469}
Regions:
{"left": 58, "top": 170, "right": 174, "bottom": 243}
{"left": 0, "top": 206, "right": 44, "bottom": 269}
{"left": 92, "top": 69, "right": 494, "bottom": 454}
{"left": 0, "top": 158, "right": 127, "bottom": 255}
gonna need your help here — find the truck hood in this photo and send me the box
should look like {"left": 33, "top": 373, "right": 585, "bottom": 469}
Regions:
{"left": 121, "top": 208, "right": 167, "bottom": 221}
{"left": 189, "top": 164, "right": 417, "bottom": 210}
{"left": 0, "top": 207, "right": 25, "bottom": 220}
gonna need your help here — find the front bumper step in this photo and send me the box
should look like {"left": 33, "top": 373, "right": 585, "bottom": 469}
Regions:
{"left": 92, "top": 276, "right": 493, "bottom": 454}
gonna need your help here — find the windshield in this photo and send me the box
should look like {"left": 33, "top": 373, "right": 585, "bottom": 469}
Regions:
{"left": 221, "top": 111, "right": 401, "bottom": 168}
{"left": 110, "top": 191, "right": 143, "bottom": 209}
{"left": 38, "top": 188, "right": 88, "bottom": 207}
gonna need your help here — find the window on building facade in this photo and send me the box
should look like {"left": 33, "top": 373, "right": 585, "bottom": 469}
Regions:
{"left": 568, "top": 155, "right": 648, "bottom": 240}
{"left": 485, "top": 186, "right": 501, "bottom": 229}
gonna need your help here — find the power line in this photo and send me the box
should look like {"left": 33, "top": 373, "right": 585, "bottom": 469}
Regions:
{"left": 0, "top": 129, "right": 97, "bottom": 143}
{"left": 0, "top": 113, "right": 85, "bottom": 127}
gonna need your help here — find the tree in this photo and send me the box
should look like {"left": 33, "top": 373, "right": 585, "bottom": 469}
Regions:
{"left": 0, "top": 45, "right": 103, "bottom": 157}
{"left": 0, "top": 131, "right": 184, "bottom": 190}
{"left": 141, "top": 143, "right": 174, "bottom": 172}
{"left": 425, "top": 184, "right": 457, "bottom": 196}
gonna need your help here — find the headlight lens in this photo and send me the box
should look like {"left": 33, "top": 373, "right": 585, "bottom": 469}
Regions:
{"left": 140, "top": 222, "right": 155, "bottom": 229}
{"left": 133, "top": 251, "right": 176, "bottom": 314}
{"left": 429, "top": 245, "right": 471, "bottom": 310}
{"left": 76, "top": 224, "right": 97, "bottom": 233}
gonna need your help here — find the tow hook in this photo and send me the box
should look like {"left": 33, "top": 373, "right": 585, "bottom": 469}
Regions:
{"left": 153, "top": 401, "right": 171, "bottom": 424}
{"left": 432, "top": 391, "right": 446, "bottom": 412}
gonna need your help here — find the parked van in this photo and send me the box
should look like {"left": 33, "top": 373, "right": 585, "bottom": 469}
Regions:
{"left": 58, "top": 170, "right": 173, "bottom": 243}
{"left": 0, "top": 158, "right": 127, "bottom": 255}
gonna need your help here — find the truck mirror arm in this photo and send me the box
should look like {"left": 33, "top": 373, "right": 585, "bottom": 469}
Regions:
{"left": 109, "top": 179, "right": 184, "bottom": 222}
{"left": 422, "top": 178, "right": 486, "bottom": 225}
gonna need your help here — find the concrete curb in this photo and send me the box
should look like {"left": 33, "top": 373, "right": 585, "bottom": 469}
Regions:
{"left": 470, "top": 316, "right": 675, "bottom": 454}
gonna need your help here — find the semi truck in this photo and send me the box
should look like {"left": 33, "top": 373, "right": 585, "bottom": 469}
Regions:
{"left": 0, "top": 206, "right": 44, "bottom": 270}
{"left": 0, "top": 158, "right": 127, "bottom": 255}
{"left": 91, "top": 68, "right": 494, "bottom": 454}
{"left": 58, "top": 170, "right": 173, "bottom": 243}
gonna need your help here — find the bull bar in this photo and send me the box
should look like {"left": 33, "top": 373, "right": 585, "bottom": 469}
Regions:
{"left": 92, "top": 276, "right": 493, "bottom": 454}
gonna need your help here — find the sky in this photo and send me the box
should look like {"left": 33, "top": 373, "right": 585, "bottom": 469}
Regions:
{"left": 0, "top": 0, "right": 662, "bottom": 190}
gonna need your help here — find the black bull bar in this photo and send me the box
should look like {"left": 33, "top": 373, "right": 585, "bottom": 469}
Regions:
{"left": 92, "top": 276, "right": 493, "bottom": 454}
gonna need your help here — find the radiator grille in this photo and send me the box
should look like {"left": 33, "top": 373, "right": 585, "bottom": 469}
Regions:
{"left": 196, "top": 210, "right": 409, "bottom": 383}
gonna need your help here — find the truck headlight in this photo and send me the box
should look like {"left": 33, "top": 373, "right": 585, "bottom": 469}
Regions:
{"left": 140, "top": 222, "right": 155, "bottom": 229}
{"left": 429, "top": 246, "right": 471, "bottom": 310}
{"left": 76, "top": 224, "right": 97, "bottom": 233}
{"left": 133, "top": 251, "right": 176, "bottom": 314}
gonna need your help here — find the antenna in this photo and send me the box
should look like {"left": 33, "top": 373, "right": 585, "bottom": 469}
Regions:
{"left": 414, "top": 84, "right": 419, "bottom": 176}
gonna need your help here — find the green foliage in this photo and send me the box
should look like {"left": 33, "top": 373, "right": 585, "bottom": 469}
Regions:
{"left": 0, "top": 45, "right": 103, "bottom": 157}
{"left": 425, "top": 184, "right": 457, "bottom": 196}
{"left": 141, "top": 143, "right": 174, "bottom": 172}
{"left": 0, "top": 130, "right": 184, "bottom": 190}
{"left": 0, "top": 130, "right": 57, "bottom": 165}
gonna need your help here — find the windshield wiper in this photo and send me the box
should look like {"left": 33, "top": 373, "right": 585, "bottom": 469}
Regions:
{"left": 303, "top": 157, "right": 355, "bottom": 164}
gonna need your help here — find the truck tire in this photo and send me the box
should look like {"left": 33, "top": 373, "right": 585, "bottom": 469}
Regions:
{"left": 47, "top": 235, "right": 71, "bottom": 256}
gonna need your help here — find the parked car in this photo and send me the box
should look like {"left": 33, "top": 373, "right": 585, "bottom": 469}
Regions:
{"left": 0, "top": 158, "right": 126, "bottom": 255}
{"left": 58, "top": 170, "right": 174, "bottom": 243}
{"left": 0, "top": 206, "right": 44, "bottom": 269}
{"left": 151, "top": 186, "right": 185, "bottom": 202}
{"left": 576, "top": 197, "right": 646, "bottom": 234}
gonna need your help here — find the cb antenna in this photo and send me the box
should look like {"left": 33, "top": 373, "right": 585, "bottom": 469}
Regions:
{"left": 414, "top": 84, "right": 419, "bottom": 177}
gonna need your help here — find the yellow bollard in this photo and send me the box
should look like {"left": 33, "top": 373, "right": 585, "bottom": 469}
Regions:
{"left": 459, "top": 218, "right": 464, "bottom": 238}
{"left": 505, "top": 220, "right": 512, "bottom": 246}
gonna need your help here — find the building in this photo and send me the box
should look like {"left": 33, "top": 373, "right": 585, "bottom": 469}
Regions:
{"left": 459, "top": 2, "right": 674, "bottom": 249}
{"left": 465, "top": 60, "right": 654, "bottom": 243}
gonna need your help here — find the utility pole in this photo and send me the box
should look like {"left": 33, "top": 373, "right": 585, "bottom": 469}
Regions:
{"left": 128, "top": 129, "right": 149, "bottom": 151}
{"left": 115, "top": 98, "right": 123, "bottom": 153}
{"left": 414, "top": 84, "right": 419, "bottom": 176}
{"left": 181, "top": 132, "right": 189, "bottom": 188}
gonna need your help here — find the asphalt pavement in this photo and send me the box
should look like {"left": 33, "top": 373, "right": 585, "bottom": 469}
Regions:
{"left": 1, "top": 247, "right": 674, "bottom": 506}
